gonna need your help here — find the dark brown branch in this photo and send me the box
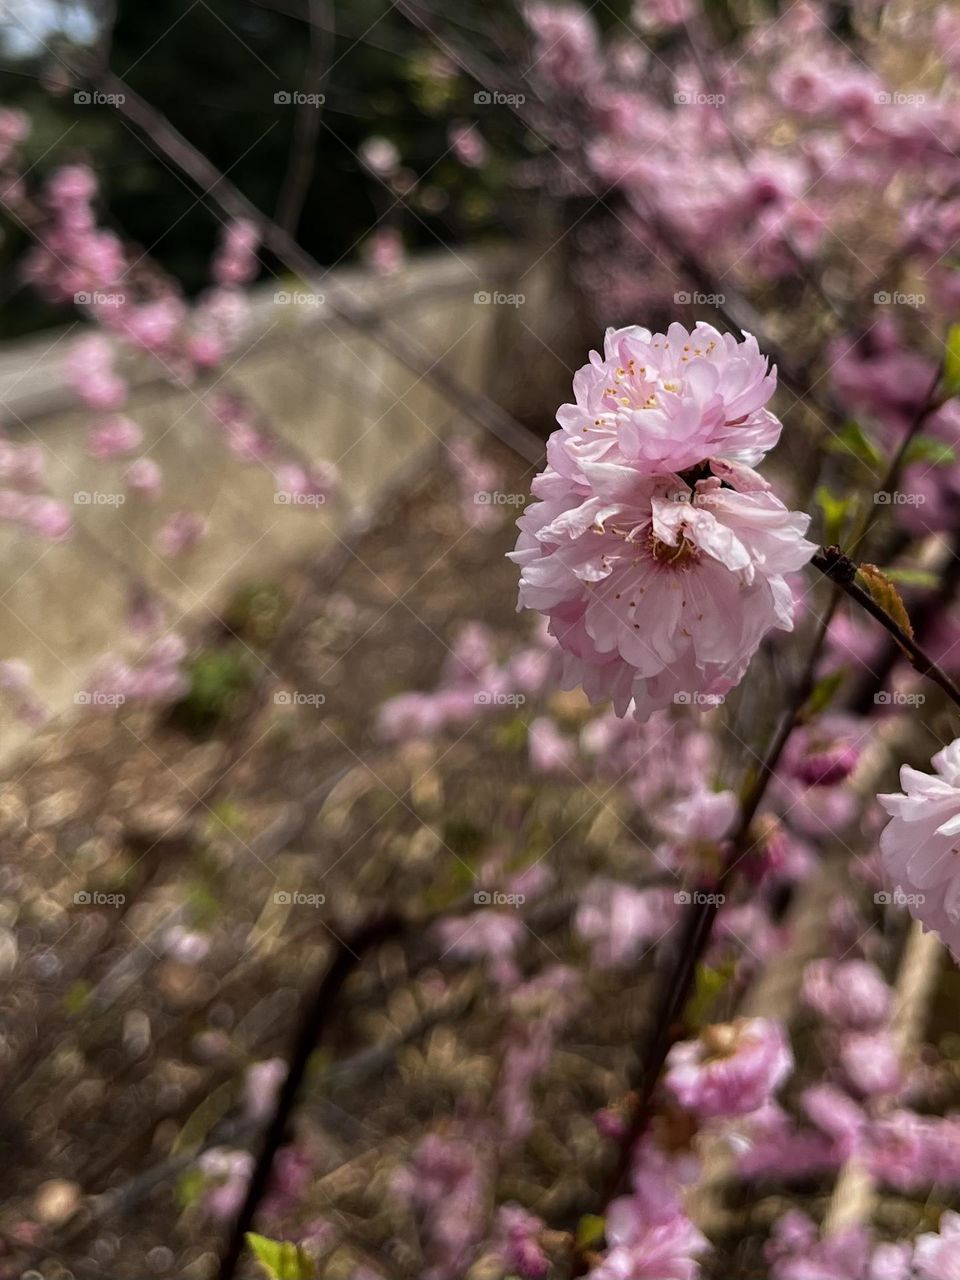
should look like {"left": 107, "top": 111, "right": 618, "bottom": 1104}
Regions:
{"left": 813, "top": 546, "right": 960, "bottom": 710}
{"left": 216, "top": 910, "right": 404, "bottom": 1280}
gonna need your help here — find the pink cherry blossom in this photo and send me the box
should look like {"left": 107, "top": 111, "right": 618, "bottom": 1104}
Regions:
{"left": 212, "top": 219, "right": 260, "bottom": 287}
{"left": 359, "top": 135, "right": 400, "bottom": 175}
{"left": 914, "top": 1210, "right": 960, "bottom": 1280}
{"left": 877, "top": 737, "right": 960, "bottom": 959}
{"left": 155, "top": 511, "right": 208, "bottom": 557}
{"left": 664, "top": 1016, "right": 793, "bottom": 1117}
{"left": 448, "top": 121, "right": 488, "bottom": 169}
{"left": 575, "top": 880, "right": 679, "bottom": 967}
{"left": 551, "top": 323, "right": 781, "bottom": 479}
{"left": 88, "top": 414, "right": 143, "bottom": 460}
{"left": 243, "top": 1058, "right": 287, "bottom": 1123}
{"left": 392, "top": 1132, "right": 490, "bottom": 1280}
{"left": 512, "top": 457, "right": 814, "bottom": 721}
{"left": 801, "top": 958, "right": 893, "bottom": 1029}
{"left": 63, "top": 336, "right": 126, "bottom": 411}
{"left": 364, "top": 226, "right": 404, "bottom": 276}
{"left": 587, "top": 1207, "right": 707, "bottom": 1280}
{"left": 656, "top": 787, "right": 739, "bottom": 843}
{"left": 839, "top": 1030, "right": 902, "bottom": 1098}
{"left": 527, "top": 715, "right": 575, "bottom": 774}
{"left": 493, "top": 1204, "right": 549, "bottom": 1278}
{"left": 125, "top": 457, "right": 163, "bottom": 499}
{"left": 525, "top": 3, "right": 602, "bottom": 90}
{"left": 768, "top": 1216, "right": 872, "bottom": 1280}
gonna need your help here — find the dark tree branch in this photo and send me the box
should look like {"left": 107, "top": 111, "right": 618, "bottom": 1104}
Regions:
{"left": 813, "top": 546, "right": 960, "bottom": 711}
{"left": 216, "top": 911, "right": 404, "bottom": 1280}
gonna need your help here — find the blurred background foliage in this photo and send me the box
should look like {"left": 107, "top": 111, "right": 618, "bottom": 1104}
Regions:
{"left": 0, "top": 0, "right": 619, "bottom": 337}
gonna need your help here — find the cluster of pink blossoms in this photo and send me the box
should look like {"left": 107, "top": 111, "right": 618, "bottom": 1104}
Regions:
{"left": 511, "top": 322, "right": 815, "bottom": 720}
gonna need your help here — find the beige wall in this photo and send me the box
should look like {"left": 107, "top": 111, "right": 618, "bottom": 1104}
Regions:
{"left": 0, "top": 246, "right": 568, "bottom": 763}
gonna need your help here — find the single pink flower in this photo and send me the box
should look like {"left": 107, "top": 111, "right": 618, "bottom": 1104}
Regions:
{"left": 588, "top": 1207, "right": 707, "bottom": 1280}
{"left": 512, "top": 463, "right": 813, "bottom": 721}
{"left": 551, "top": 323, "right": 781, "bottom": 479}
{"left": 840, "top": 1030, "right": 902, "bottom": 1098}
{"left": 877, "top": 738, "right": 960, "bottom": 959}
{"left": 88, "top": 414, "right": 143, "bottom": 460}
{"left": 914, "top": 1210, "right": 960, "bottom": 1280}
{"left": 801, "top": 959, "right": 893, "bottom": 1029}
{"left": 665, "top": 1016, "right": 793, "bottom": 1117}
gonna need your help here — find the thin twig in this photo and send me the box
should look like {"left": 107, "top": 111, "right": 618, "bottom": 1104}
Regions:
{"left": 812, "top": 545, "right": 960, "bottom": 711}
{"left": 274, "top": 0, "right": 331, "bottom": 235}
{"left": 215, "top": 910, "right": 404, "bottom": 1280}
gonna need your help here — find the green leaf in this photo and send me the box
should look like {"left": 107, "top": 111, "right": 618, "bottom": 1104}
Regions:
{"left": 576, "top": 1215, "right": 606, "bottom": 1250}
{"left": 902, "top": 435, "right": 956, "bottom": 467}
{"left": 944, "top": 323, "right": 960, "bottom": 396}
{"left": 246, "top": 1234, "right": 316, "bottom": 1280}
{"left": 494, "top": 716, "right": 529, "bottom": 753}
{"left": 175, "top": 1168, "right": 205, "bottom": 1209}
{"left": 881, "top": 567, "right": 941, "bottom": 589}
{"left": 802, "top": 670, "right": 846, "bottom": 719}
{"left": 814, "top": 486, "right": 854, "bottom": 544}
{"left": 685, "top": 959, "right": 737, "bottom": 1028}
{"left": 827, "top": 420, "right": 884, "bottom": 468}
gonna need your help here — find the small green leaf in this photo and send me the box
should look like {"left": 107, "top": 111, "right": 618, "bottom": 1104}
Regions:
{"left": 944, "top": 323, "right": 960, "bottom": 395}
{"left": 494, "top": 716, "right": 529, "bottom": 753}
{"left": 814, "top": 486, "right": 854, "bottom": 544}
{"left": 576, "top": 1215, "right": 606, "bottom": 1250}
{"left": 902, "top": 435, "right": 956, "bottom": 467}
{"left": 246, "top": 1233, "right": 316, "bottom": 1280}
{"left": 175, "top": 1168, "right": 205, "bottom": 1209}
{"left": 827, "top": 420, "right": 884, "bottom": 468}
{"left": 802, "top": 670, "right": 846, "bottom": 719}
{"left": 685, "top": 959, "right": 737, "bottom": 1027}
{"left": 881, "top": 567, "right": 941, "bottom": 589}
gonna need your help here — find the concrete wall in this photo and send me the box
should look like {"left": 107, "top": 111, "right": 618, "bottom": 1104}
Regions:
{"left": 0, "top": 246, "right": 569, "bottom": 763}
